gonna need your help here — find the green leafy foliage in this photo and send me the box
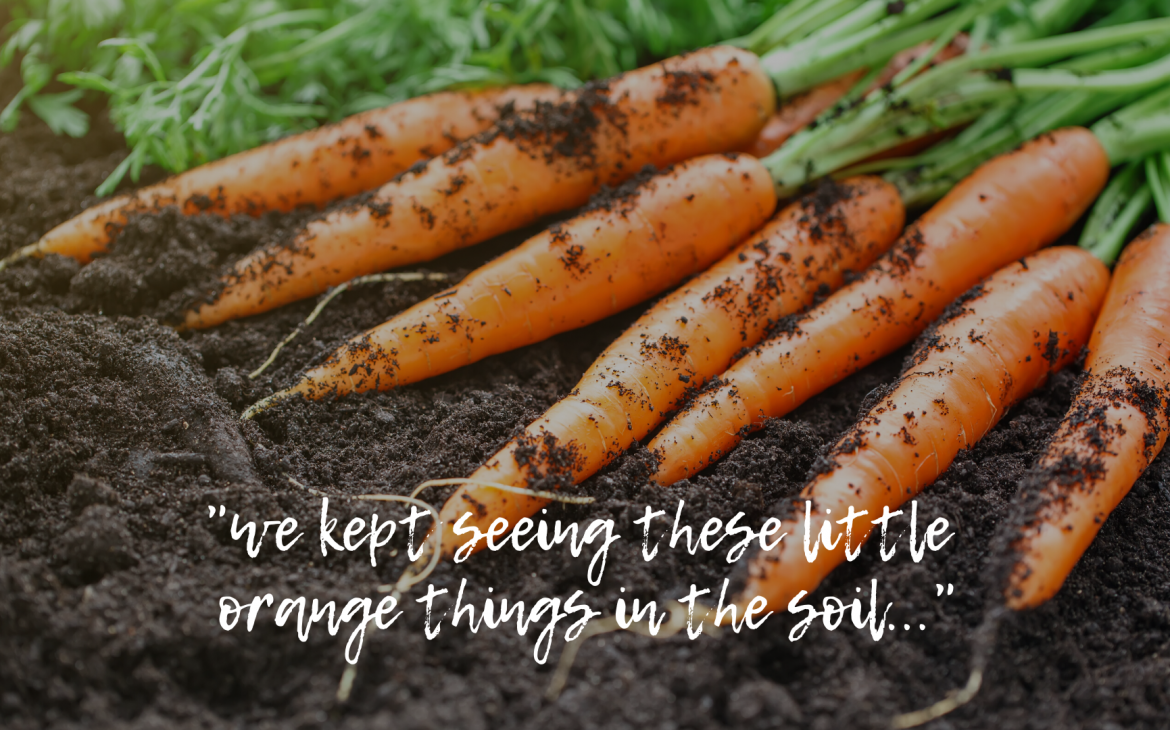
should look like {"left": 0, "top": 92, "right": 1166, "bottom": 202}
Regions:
{"left": 1, "top": 0, "right": 785, "bottom": 194}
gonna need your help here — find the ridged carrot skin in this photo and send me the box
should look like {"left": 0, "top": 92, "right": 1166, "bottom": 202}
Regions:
{"left": 436, "top": 176, "right": 906, "bottom": 558}
{"left": 1005, "top": 225, "right": 1170, "bottom": 610}
{"left": 4, "top": 85, "right": 561, "bottom": 267}
{"left": 184, "top": 47, "right": 776, "bottom": 329}
{"left": 268, "top": 154, "right": 776, "bottom": 405}
{"left": 648, "top": 127, "right": 1111, "bottom": 485}
{"left": 738, "top": 246, "right": 1110, "bottom": 613}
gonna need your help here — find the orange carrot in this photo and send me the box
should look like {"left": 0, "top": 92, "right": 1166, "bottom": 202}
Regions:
{"left": 736, "top": 245, "right": 1109, "bottom": 613}
{"left": 1004, "top": 224, "right": 1170, "bottom": 610}
{"left": 747, "top": 35, "right": 969, "bottom": 158}
{"left": 183, "top": 47, "right": 775, "bottom": 329}
{"left": 245, "top": 153, "right": 777, "bottom": 417}
{"left": 436, "top": 175, "right": 905, "bottom": 558}
{"left": 648, "top": 127, "right": 1110, "bottom": 486}
{"left": 0, "top": 85, "right": 561, "bottom": 269}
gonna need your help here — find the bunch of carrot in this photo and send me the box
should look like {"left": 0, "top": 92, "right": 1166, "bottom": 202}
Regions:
{"left": 0, "top": 85, "right": 562, "bottom": 267}
{"left": 666, "top": 83, "right": 1170, "bottom": 637}
{"left": 263, "top": 1, "right": 1170, "bottom": 716}
{"left": 12, "top": 0, "right": 1170, "bottom": 704}
{"left": 892, "top": 153, "right": 1170, "bottom": 728}
{"left": 415, "top": 18, "right": 1170, "bottom": 562}
{"left": 239, "top": 2, "right": 1117, "bottom": 416}
{"left": 439, "top": 121, "right": 1109, "bottom": 558}
{"left": 6, "top": 0, "right": 1017, "bottom": 327}
{"left": 189, "top": 9, "right": 1170, "bottom": 627}
{"left": 190, "top": 7, "right": 1170, "bottom": 624}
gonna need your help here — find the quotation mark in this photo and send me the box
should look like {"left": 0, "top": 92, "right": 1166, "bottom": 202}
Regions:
{"left": 208, "top": 505, "right": 226, "bottom": 518}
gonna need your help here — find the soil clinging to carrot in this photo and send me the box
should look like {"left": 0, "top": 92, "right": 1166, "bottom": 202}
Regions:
{"left": 2, "top": 81, "right": 1170, "bottom": 729}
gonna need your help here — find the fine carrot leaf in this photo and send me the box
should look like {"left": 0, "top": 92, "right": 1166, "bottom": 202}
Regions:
{"left": 26, "top": 89, "right": 90, "bottom": 136}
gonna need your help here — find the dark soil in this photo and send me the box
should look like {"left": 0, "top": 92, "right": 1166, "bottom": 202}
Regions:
{"left": 2, "top": 74, "right": 1169, "bottom": 730}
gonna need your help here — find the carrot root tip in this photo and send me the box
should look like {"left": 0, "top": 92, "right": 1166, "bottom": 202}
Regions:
{"left": 246, "top": 271, "right": 453, "bottom": 380}
{"left": 336, "top": 665, "right": 358, "bottom": 704}
{"left": 0, "top": 243, "right": 42, "bottom": 272}
{"left": 890, "top": 667, "right": 982, "bottom": 729}
{"left": 890, "top": 606, "right": 1005, "bottom": 728}
{"left": 410, "top": 477, "right": 596, "bottom": 504}
{"left": 241, "top": 389, "right": 298, "bottom": 420}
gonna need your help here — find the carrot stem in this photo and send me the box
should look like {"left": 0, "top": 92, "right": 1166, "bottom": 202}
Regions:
{"left": 854, "top": 41, "right": 1170, "bottom": 202}
{"left": 753, "top": 0, "right": 1003, "bottom": 100}
{"left": 738, "top": 0, "right": 858, "bottom": 55}
{"left": 899, "top": 18, "right": 1170, "bottom": 100}
{"left": 1079, "top": 161, "right": 1145, "bottom": 251}
{"left": 887, "top": 0, "right": 981, "bottom": 88}
{"left": 1014, "top": 52, "right": 1170, "bottom": 92}
{"left": 1088, "top": 0, "right": 1165, "bottom": 29}
{"left": 1087, "top": 185, "right": 1153, "bottom": 265}
{"left": 764, "top": 5, "right": 966, "bottom": 96}
{"left": 838, "top": 63, "right": 888, "bottom": 106}
{"left": 764, "top": 75, "right": 1016, "bottom": 193}
{"left": 995, "top": 0, "right": 1096, "bottom": 44}
{"left": 772, "top": 28, "right": 1170, "bottom": 200}
{"left": 817, "top": 13, "right": 960, "bottom": 90}
{"left": 1057, "top": 36, "right": 1170, "bottom": 73}
{"left": 1091, "top": 84, "right": 1170, "bottom": 163}
{"left": 1077, "top": 147, "right": 1170, "bottom": 267}
{"left": 1146, "top": 151, "right": 1170, "bottom": 222}
{"left": 884, "top": 92, "right": 1122, "bottom": 206}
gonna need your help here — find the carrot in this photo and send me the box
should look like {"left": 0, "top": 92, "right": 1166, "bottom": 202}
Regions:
{"left": 244, "top": 153, "right": 777, "bottom": 417}
{"left": 1003, "top": 224, "right": 1170, "bottom": 610}
{"left": 647, "top": 127, "right": 1110, "bottom": 486}
{"left": 0, "top": 85, "right": 561, "bottom": 270}
{"left": 182, "top": 47, "right": 775, "bottom": 329}
{"left": 436, "top": 175, "right": 906, "bottom": 557}
{"left": 747, "top": 35, "right": 969, "bottom": 158}
{"left": 736, "top": 245, "right": 1110, "bottom": 613}
{"left": 9, "top": 0, "right": 976, "bottom": 287}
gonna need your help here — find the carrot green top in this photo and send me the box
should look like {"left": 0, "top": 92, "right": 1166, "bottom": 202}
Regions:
{"left": 760, "top": 17, "right": 1170, "bottom": 199}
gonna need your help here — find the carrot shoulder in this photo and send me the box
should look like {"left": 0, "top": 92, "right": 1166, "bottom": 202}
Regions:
{"left": 648, "top": 127, "right": 1110, "bottom": 486}
{"left": 184, "top": 47, "right": 776, "bottom": 329}
{"left": 254, "top": 153, "right": 776, "bottom": 411}
{"left": 739, "top": 246, "right": 1110, "bottom": 613}
{"left": 4, "top": 85, "right": 560, "bottom": 268}
{"left": 1005, "top": 224, "right": 1170, "bottom": 610}
{"left": 437, "top": 175, "right": 906, "bottom": 558}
